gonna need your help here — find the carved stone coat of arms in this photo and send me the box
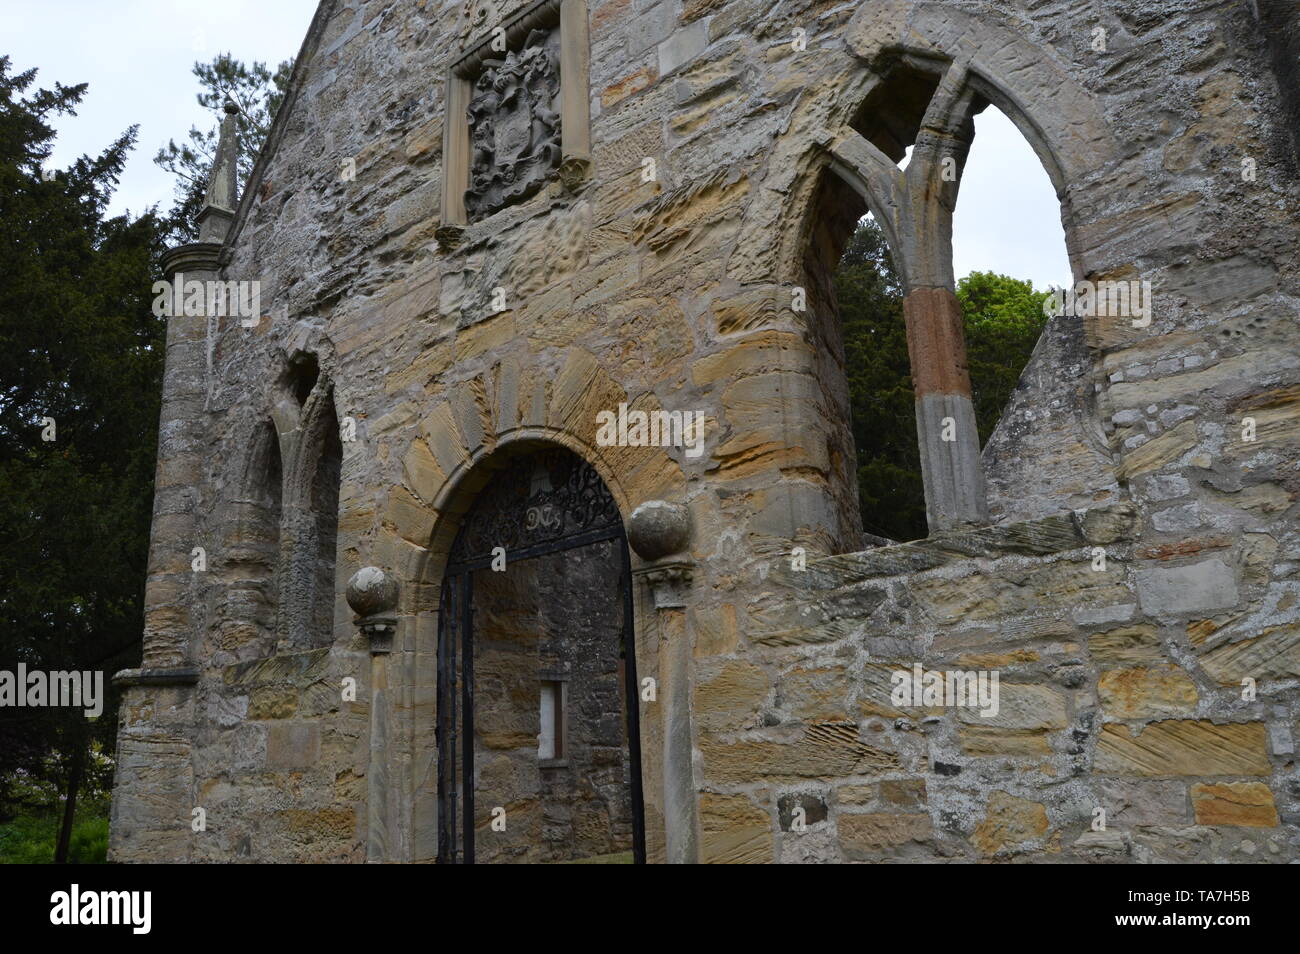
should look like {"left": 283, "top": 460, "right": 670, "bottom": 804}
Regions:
{"left": 465, "top": 28, "right": 563, "bottom": 219}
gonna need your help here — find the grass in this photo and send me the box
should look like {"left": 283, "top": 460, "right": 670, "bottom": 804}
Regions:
{"left": 0, "top": 803, "right": 109, "bottom": 864}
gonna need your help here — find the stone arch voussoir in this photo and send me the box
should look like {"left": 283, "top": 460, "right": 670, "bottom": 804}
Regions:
{"left": 404, "top": 353, "right": 687, "bottom": 601}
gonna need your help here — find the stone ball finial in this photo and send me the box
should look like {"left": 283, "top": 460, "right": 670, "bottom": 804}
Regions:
{"left": 628, "top": 500, "right": 691, "bottom": 561}
{"left": 222, "top": 98, "right": 240, "bottom": 116}
{"left": 346, "top": 566, "right": 399, "bottom": 618}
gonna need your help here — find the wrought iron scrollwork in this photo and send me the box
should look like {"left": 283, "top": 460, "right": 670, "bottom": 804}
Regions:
{"left": 446, "top": 449, "right": 622, "bottom": 570}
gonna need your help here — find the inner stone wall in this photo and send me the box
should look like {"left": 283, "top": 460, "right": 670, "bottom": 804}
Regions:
{"left": 471, "top": 543, "right": 633, "bottom": 864}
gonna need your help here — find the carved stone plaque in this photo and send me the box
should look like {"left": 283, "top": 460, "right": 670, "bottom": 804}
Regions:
{"left": 465, "top": 27, "right": 563, "bottom": 220}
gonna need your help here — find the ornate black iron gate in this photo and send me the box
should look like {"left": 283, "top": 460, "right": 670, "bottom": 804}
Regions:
{"left": 436, "top": 448, "right": 646, "bottom": 863}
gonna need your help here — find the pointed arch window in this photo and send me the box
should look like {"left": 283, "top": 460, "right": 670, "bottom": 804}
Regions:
{"left": 816, "top": 53, "right": 1083, "bottom": 535}
{"left": 275, "top": 358, "right": 343, "bottom": 650}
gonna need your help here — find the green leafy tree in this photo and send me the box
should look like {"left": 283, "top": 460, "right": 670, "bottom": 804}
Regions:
{"left": 0, "top": 54, "right": 166, "bottom": 860}
{"left": 835, "top": 219, "right": 924, "bottom": 541}
{"left": 0, "top": 49, "right": 292, "bottom": 863}
{"left": 957, "top": 270, "right": 1051, "bottom": 446}
{"left": 834, "top": 219, "right": 1051, "bottom": 542}
{"left": 154, "top": 53, "right": 292, "bottom": 240}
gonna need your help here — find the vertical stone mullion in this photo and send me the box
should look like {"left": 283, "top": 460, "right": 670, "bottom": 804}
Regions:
{"left": 902, "top": 286, "right": 989, "bottom": 531}
{"left": 898, "top": 105, "right": 988, "bottom": 532}
{"left": 279, "top": 504, "right": 320, "bottom": 650}
{"left": 828, "top": 119, "right": 989, "bottom": 532}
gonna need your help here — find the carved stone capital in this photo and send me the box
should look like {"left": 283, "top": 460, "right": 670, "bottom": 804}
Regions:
{"left": 363, "top": 622, "right": 397, "bottom": 653}
{"left": 160, "top": 241, "right": 225, "bottom": 279}
{"left": 634, "top": 560, "right": 695, "bottom": 610}
{"left": 558, "top": 154, "right": 592, "bottom": 190}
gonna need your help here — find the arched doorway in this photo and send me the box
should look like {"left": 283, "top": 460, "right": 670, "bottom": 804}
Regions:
{"left": 436, "top": 446, "right": 646, "bottom": 863}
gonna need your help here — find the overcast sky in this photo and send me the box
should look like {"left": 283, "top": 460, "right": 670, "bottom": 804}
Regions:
{"left": 954, "top": 107, "right": 1070, "bottom": 290}
{"left": 9, "top": 0, "right": 320, "bottom": 218}
{"left": 9, "top": 2, "right": 1069, "bottom": 290}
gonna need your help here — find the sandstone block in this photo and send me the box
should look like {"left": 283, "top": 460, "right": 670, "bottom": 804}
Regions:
{"left": 695, "top": 659, "right": 769, "bottom": 730}
{"left": 658, "top": 19, "right": 710, "bottom": 76}
{"left": 956, "top": 683, "right": 1067, "bottom": 730}
{"left": 1135, "top": 559, "right": 1239, "bottom": 617}
{"left": 700, "top": 723, "right": 899, "bottom": 782}
{"left": 1094, "top": 778, "right": 1188, "bottom": 827}
{"left": 1095, "top": 721, "right": 1270, "bottom": 776}
{"left": 972, "top": 791, "right": 1050, "bottom": 855}
{"left": 1191, "top": 782, "right": 1279, "bottom": 827}
{"left": 1198, "top": 623, "right": 1300, "bottom": 685}
{"left": 1098, "top": 667, "right": 1198, "bottom": 720}
{"left": 266, "top": 722, "right": 319, "bottom": 772}
{"left": 700, "top": 793, "right": 771, "bottom": 864}
{"left": 1088, "top": 624, "right": 1164, "bottom": 666}
{"left": 839, "top": 812, "right": 932, "bottom": 857}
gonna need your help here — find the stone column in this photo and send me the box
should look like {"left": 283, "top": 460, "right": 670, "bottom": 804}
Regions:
{"left": 628, "top": 502, "right": 700, "bottom": 864}
{"left": 109, "top": 103, "right": 240, "bottom": 860}
{"left": 904, "top": 286, "right": 987, "bottom": 532}
{"left": 347, "top": 567, "right": 400, "bottom": 863}
{"left": 135, "top": 100, "right": 241, "bottom": 671}
{"left": 138, "top": 243, "right": 220, "bottom": 671}
{"left": 437, "top": 70, "right": 471, "bottom": 243}
{"left": 557, "top": 0, "right": 593, "bottom": 188}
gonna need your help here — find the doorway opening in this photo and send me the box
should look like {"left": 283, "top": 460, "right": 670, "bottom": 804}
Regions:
{"left": 436, "top": 446, "right": 646, "bottom": 864}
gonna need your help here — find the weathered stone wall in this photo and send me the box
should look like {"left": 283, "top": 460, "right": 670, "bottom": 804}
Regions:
{"left": 742, "top": 504, "right": 1294, "bottom": 861}
{"left": 471, "top": 544, "right": 633, "bottom": 863}
{"left": 111, "top": 0, "right": 1300, "bottom": 862}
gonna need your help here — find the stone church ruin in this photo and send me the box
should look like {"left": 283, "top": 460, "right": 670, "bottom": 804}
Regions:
{"left": 110, "top": 0, "right": 1300, "bottom": 863}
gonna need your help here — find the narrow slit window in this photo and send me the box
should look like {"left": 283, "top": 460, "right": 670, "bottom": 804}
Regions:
{"left": 538, "top": 679, "right": 566, "bottom": 762}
